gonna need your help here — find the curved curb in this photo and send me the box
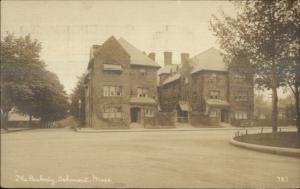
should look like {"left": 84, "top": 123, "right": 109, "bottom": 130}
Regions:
{"left": 230, "top": 138, "right": 300, "bottom": 158}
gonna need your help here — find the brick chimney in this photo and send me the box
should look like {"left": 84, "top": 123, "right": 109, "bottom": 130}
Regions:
{"left": 90, "top": 45, "right": 101, "bottom": 59}
{"left": 181, "top": 53, "right": 190, "bottom": 65}
{"left": 164, "top": 51, "right": 172, "bottom": 66}
{"left": 148, "top": 52, "right": 155, "bottom": 61}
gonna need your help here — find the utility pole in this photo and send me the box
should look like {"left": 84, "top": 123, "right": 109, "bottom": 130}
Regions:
{"left": 78, "top": 99, "right": 82, "bottom": 129}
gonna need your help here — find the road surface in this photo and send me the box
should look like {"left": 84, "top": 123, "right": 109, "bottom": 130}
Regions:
{"left": 1, "top": 128, "right": 299, "bottom": 188}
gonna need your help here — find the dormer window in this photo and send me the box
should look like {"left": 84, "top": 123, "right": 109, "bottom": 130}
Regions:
{"left": 137, "top": 87, "right": 148, "bottom": 97}
{"left": 210, "top": 90, "right": 219, "bottom": 99}
{"left": 234, "top": 91, "right": 248, "bottom": 101}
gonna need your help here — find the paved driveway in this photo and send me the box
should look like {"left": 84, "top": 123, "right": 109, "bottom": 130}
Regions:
{"left": 1, "top": 128, "right": 299, "bottom": 188}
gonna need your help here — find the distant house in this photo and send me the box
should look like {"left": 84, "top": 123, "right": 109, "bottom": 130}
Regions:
{"left": 7, "top": 108, "right": 39, "bottom": 127}
{"left": 254, "top": 104, "right": 296, "bottom": 126}
{"left": 157, "top": 48, "right": 255, "bottom": 126}
{"left": 84, "top": 36, "right": 161, "bottom": 129}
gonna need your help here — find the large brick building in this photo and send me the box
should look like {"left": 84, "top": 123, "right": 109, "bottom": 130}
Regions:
{"left": 157, "top": 47, "right": 254, "bottom": 126}
{"left": 84, "top": 36, "right": 160, "bottom": 129}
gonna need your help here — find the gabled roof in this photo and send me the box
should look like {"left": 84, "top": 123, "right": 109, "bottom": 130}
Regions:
{"left": 178, "top": 101, "right": 191, "bottom": 111}
{"left": 157, "top": 47, "right": 227, "bottom": 86}
{"left": 118, "top": 38, "right": 161, "bottom": 68}
{"left": 191, "top": 47, "right": 227, "bottom": 74}
{"left": 157, "top": 64, "right": 182, "bottom": 75}
{"left": 160, "top": 73, "right": 181, "bottom": 86}
{"left": 88, "top": 36, "right": 161, "bottom": 70}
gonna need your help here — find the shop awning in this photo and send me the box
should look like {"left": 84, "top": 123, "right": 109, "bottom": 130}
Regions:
{"left": 206, "top": 99, "right": 230, "bottom": 108}
{"left": 103, "top": 64, "right": 123, "bottom": 71}
{"left": 130, "top": 97, "right": 156, "bottom": 105}
{"left": 178, "top": 101, "right": 191, "bottom": 111}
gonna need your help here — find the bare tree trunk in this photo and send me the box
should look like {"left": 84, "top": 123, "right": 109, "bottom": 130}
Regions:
{"left": 271, "top": 65, "right": 278, "bottom": 133}
{"left": 271, "top": 86, "right": 278, "bottom": 133}
{"left": 295, "top": 84, "right": 300, "bottom": 133}
{"left": 29, "top": 114, "right": 32, "bottom": 128}
{"left": 3, "top": 111, "right": 9, "bottom": 130}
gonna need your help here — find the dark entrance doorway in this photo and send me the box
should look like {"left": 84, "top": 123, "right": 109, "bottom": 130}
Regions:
{"left": 176, "top": 105, "right": 188, "bottom": 123}
{"left": 130, "top": 107, "right": 141, "bottom": 123}
{"left": 220, "top": 109, "right": 226, "bottom": 122}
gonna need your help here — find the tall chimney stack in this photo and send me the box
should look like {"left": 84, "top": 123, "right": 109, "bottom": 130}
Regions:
{"left": 148, "top": 52, "right": 156, "bottom": 61}
{"left": 181, "top": 53, "right": 190, "bottom": 65}
{"left": 164, "top": 52, "right": 172, "bottom": 66}
{"left": 90, "top": 45, "right": 101, "bottom": 59}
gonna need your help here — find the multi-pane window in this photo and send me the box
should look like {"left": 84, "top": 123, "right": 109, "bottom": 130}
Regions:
{"left": 145, "top": 108, "right": 154, "bottom": 117}
{"left": 103, "top": 86, "right": 122, "bottom": 97}
{"left": 103, "top": 106, "right": 122, "bottom": 119}
{"left": 207, "top": 73, "right": 217, "bottom": 84}
{"left": 234, "top": 74, "right": 246, "bottom": 80}
{"left": 210, "top": 90, "right": 220, "bottom": 99}
{"left": 234, "top": 111, "right": 248, "bottom": 119}
{"left": 140, "top": 68, "right": 146, "bottom": 76}
{"left": 137, "top": 87, "right": 148, "bottom": 97}
{"left": 278, "top": 111, "right": 285, "bottom": 119}
{"left": 234, "top": 92, "right": 248, "bottom": 101}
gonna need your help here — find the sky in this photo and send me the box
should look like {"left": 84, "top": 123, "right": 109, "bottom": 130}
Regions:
{"left": 1, "top": 0, "right": 237, "bottom": 94}
{"left": 1, "top": 0, "right": 288, "bottom": 99}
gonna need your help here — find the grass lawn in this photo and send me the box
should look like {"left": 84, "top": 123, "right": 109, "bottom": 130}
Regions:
{"left": 234, "top": 132, "right": 300, "bottom": 149}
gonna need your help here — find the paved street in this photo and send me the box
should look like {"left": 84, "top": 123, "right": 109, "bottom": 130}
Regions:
{"left": 1, "top": 128, "right": 300, "bottom": 188}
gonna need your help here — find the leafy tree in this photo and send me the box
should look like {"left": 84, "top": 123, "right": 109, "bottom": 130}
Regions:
{"left": 30, "top": 70, "right": 69, "bottom": 126}
{"left": 279, "top": 93, "right": 296, "bottom": 120}
{"left": 1, "top": 33, "right": 69, "bottom": 128}
{"left": 1, "top": 33, "right": 44, "bottom": 129}
{"left": 210, "top": 0, "right": 299, "bottom": 132}
{"left": 70, "top": 74, "right": 86, "bottom": 124}
{"left": 284, "top": 16, "right": 300, "bottom": 131}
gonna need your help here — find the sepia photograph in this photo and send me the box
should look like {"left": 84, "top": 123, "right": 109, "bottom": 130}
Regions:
{"left": 1, "top": 0, "right": 299, "bottom": 188}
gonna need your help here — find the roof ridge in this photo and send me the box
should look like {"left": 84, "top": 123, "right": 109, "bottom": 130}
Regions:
{"left": 192, "top": 47, "right": 220, "bottom": 59}
{"left": 117, "top": 37, "right": 160, "bottom": 67}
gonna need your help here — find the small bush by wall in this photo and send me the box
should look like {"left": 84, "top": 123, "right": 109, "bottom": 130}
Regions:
{"left": 8, "top": 121, "right": 40, "bottom": 128}
{"left": 155, "top": 111, "right": 176, "bottom": 127}
{"left": 190, "top": 112, "right": 219, "bottom": 126}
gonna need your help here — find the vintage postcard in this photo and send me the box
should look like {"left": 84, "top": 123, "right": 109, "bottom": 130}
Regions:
{"left": 1, "top": 0, "right": 299, "bottom": 188}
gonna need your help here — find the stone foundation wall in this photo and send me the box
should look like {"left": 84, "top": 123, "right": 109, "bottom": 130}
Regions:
{"left": 91, "top": 113, "right": 130, "bottom": 129}
{"left": 189, "top": 112, "right": 219, "bottom": 126}
{"left": 231, "top": 119, "right": 253, "bottom": 127}
{"left": 7, "top": 121, "right": 40, "bottom": 128}
{"left": 155, "top": 111, "right": 176, "bottom": 127}
{"left": 144, "top": 117, "right": 156, "bottom": 127}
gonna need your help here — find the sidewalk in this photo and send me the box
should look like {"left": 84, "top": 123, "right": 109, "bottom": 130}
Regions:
{"left": 76, "top": 124, "right": 297, "bottom": 133}
{"left": 230, "top": 138, "right": 300, "bottom": 158}
{"left": 0, "top": 128, "right": 32, "bottom": 134}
